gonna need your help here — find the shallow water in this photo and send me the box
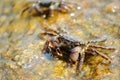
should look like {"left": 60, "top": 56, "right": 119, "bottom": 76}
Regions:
{"left": 0, "top": 0, "right": 120, "bottom": 80}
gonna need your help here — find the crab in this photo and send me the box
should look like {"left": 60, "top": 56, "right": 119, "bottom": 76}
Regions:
{"left": 21, "top": 0, "right": 70, "bottom": 18}
{"left": 39, "top": 27, "right": 115, "bottom": 74}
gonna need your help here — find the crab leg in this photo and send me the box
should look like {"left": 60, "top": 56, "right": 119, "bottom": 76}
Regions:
{"left": 91, "top": 48, "right": 112, "bottom": 63}
{"left": 76, "top": 52, "right": 85, "bottom": 74}
{"left": 21, "top": 3, "right": 43, "bottom": 15}
{"left": 69, "top": 47, "right": 82, "bottom": 73}
{"left": 42, "top": 39, "right": 62, "bottom": 56}
{"left": 88, "top": 39, "right": 106, "bottom": 44}
{"left": 33, "top": 4, "right": 43, "bottom": 13}
{"left": 42, "top": 40, "right": 50, "bottom": 53}
{"left": 50, "top": 40, "right": 62, "bottom": 56}
{"left": 39, "top": 32, "right": 57, "bottom": 36}
{"left": 90, "top": 45, "right": 115, "bottom": 50}
{"left": 57, "top": 0, "right": 70, "bottom": 12}
{"left": 21, "top": 6, "right": 30, "bottom": 15}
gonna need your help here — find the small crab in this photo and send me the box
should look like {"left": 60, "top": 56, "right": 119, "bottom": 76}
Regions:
{"left": 21, "top": 0, "right": 70, "bottom": 18}
{"left": 39, "top": 27, "right": 115, "bottom": 74}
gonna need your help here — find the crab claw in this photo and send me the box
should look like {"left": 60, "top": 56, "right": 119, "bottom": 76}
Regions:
{"left": 70, "top": 47, "right": 80, "bottom": 62}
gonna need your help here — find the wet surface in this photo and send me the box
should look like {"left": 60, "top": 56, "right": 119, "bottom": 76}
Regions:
{"left": 0, "top": 0, "right": 120, "bottom": 80}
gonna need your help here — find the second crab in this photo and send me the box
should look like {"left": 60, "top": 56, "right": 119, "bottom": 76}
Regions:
{"left": 22, "top": 0, "right": 71, "bottom": 18}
